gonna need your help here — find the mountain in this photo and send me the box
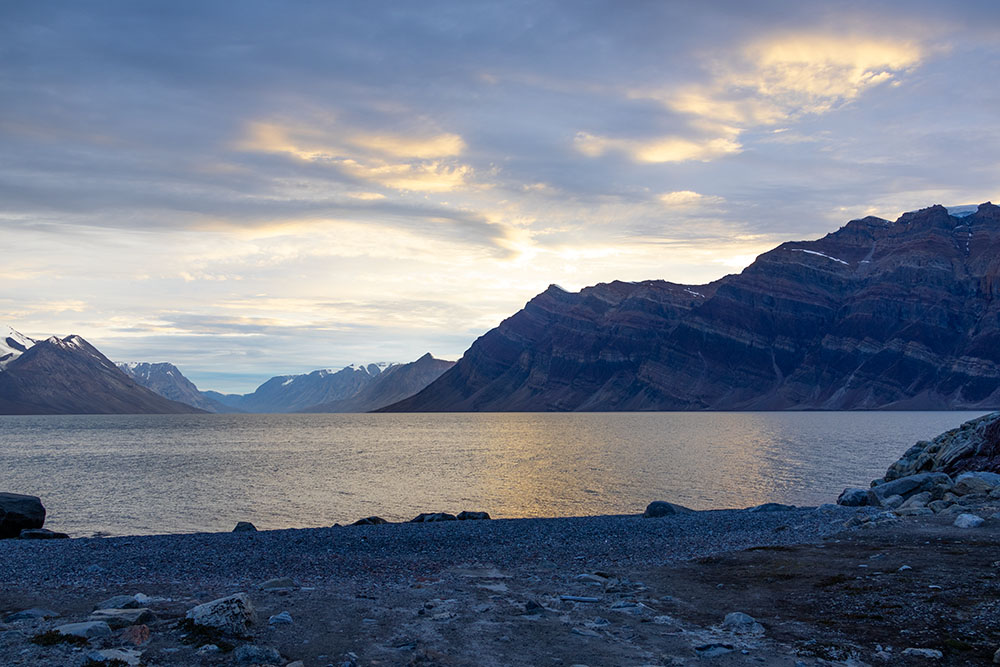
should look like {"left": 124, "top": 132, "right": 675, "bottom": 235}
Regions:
{"left": 117, "top": 362, "right": 235, "bottom": 413}
{"left": 385, "top": 202, "right": 1000, "bottom": 412}
{"left": 300, "top": 353, "right": 455, "bottom": 412}
{"left": 205, "top": 363, "right": 395, "bottom": 413}
{"left": 0, "top": 330, "right": 203, "bottom": 415}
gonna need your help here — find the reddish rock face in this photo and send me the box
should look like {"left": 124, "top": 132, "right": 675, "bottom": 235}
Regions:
{"left": 389, "top": 203, "right": 1000, "bottom": 411}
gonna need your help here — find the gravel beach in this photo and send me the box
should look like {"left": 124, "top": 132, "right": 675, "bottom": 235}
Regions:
{"left": 3, "top": 504, "right": 998, "bottom": 666}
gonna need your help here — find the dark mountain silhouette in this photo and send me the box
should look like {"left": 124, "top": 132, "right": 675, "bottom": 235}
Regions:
{"left": 385, "top": 203, "right": 1000, "bottom": 411}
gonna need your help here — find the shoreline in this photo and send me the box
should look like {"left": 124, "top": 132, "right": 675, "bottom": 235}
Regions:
{"left": 2, "top": 507, "right": 999, "bottom": 665}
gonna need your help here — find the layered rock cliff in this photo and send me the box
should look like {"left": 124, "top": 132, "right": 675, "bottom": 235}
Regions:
{"left": 386, "top": 203, "right": 1000, "bottom": 411}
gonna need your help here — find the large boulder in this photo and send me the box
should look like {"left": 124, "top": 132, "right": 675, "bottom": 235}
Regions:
{"left": 642, "top": 501, "right": 694, "bottom": 518}
{"left": 186, "top": 593, "right": 256, "bottom": 636}
{"left": 871, "top": 472, "right": 953, "bottom": 500}
{"left": 0, "top": 493, "right": 45, "bottom": 539}
{"left": 883, "top": 412, "right": 1000, "bottom": 480}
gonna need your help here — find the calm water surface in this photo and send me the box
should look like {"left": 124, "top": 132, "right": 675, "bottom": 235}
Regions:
{"left": 0, "top": 412, "right": 983, "bottom": 536}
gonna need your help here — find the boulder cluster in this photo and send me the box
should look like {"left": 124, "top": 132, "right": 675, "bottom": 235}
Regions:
{"left": 837, "top": 412, "right": 1000, "bottom": 521}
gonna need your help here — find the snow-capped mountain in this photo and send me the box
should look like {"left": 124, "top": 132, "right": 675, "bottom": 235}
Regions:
{"left": 301, "top": 353, "right": 455, "bottom": 413}
{"left": 117, "top": 361, "right": 233, "bottom": 413}
{"left": 0, "top": 326, "right": 37, "bottom": 371}
{"left": 204, "top": 362, "right": 399, "bottom": 413}
{"left": 0, "top": 328, "right": 203, "bottom": 415}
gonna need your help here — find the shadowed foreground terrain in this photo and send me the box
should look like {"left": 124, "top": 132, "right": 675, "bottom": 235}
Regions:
{"left": 1, "top": 510, "right": 998, "bottom": 666}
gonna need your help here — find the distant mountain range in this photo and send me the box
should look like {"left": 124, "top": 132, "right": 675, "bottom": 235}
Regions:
{"left": 385, "top": 203, "right": 1000, "bottom": 411}
{"left": 119, "top": 354, "right": 455, "bottom": 414}
{"left": 0, "top": 327, "right": 201, "bottom": 415}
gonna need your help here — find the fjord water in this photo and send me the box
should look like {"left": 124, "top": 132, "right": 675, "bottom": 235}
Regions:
{"left": 0, "top": 411, "right": 983, "bottom": 537}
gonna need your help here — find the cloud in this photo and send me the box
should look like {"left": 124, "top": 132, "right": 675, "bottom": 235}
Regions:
{"left": 646, "top": 33, "right": 923, "bottom": 130}
{"left": 658, "top": 191, "right": 725, "bottom": 208}
{"left": 238, "top": 120, "right": 474, "bottom": 192}
{"left": 574, "top": 131, "right": 742, "bottom": 163}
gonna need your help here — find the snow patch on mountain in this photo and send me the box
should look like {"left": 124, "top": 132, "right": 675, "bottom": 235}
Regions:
{"left": 789, "top": 248, "right": 850, "bottom": 265}
{"left": 1, "top": 326, "right": 37, "bottom": 371}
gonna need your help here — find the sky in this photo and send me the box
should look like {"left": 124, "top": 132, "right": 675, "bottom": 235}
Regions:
{"left": 2, "top": 1, "right": 999, "bottom": 393}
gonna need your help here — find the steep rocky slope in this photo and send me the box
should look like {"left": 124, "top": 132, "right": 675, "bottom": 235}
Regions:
{"left": 117, "top": 362, "right": 234, "bottom": 413}
{"left": 301, "top": 353, "right": 454, "bottom": 412}
{"left": 387, "top": 203, "right": 1000, "bottom": 411}
{"left": 0, "top": 335, "right": 203, "bottom": 415}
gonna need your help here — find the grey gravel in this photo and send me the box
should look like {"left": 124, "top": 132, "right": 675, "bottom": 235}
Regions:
{"left": 0, "top": 507, "right": 857, "bottom": 590}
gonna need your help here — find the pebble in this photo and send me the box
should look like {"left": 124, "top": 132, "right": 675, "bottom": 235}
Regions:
{"left": 695, "top": 643, "right": 735, "bottom": 657}
{"left": 233, "top": 644, "right": 282, "bottom": 664}
{"left": 197, "top": 644, "right": 220, "bottom": 655}
{"left": 722, "top": 611, "right": 764, "bottom": 635}
{"left": 898, "top": 565, "right": 912, "bottom": 572}
{"left": 953, "top": 513, "right": 985, "bottom": 529}
{"left": 902, "top": 647, "right": 943, "bottom": 659}
{"left": 560, "top": 595, "right": 601, "bottom": 603}
{"left": 268, "top": 611, "right": 293, "bottom": 625}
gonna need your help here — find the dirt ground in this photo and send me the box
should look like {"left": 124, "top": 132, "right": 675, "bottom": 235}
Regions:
{"left": 2, "top": 515, "right": 998, "bottom": 666}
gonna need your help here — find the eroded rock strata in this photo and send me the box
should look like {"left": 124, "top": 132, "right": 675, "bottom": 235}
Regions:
{"left": 388, "top": 203, "right": 1000, "bottom": 411}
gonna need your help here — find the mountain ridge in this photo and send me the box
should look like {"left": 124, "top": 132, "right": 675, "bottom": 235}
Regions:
{"left": 384, "top": 202, "right": 1000, "bottom": 412}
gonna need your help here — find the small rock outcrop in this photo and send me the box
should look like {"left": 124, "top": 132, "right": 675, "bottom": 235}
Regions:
{"left": 884, "top": 412, "right": 1000, "bottom": 480}
{"left": 642, "top": 501, "right": 693, "bottom": 518}
{"left": 186, "top": 593, "right": 256, "bottom": 636}
{"left": 19, "top": 528, "right": 68, "bottom": 539}
{"left": 351, "top": 516, "right": 388, "bottom": 526}
{"left": 0, "top": 492, "right": 45, "bottom": 539}
{"left": 410, "top": 512, "right": 457, "bottom": 522}
{"left": 456, "top": 511, "right": 491, "bottom": 520}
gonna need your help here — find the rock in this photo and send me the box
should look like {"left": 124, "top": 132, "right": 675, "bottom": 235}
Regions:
{"left": 286, "top": 662, "right": 306, "bottom": 667}
{"left": 571, "top": 627, "right": 601, "bottom": 637}
{"left": 232, "top": 521, "right": 257, "bottom": 532}
{"left": 54, "top": 620, "right": 112, "bottom": 639}
{"left": 260, "top": 577, "right": 296, "bottom": 590}
{"left": 993, "top": 646, "right": 1000, "bottom": 664}
{"left": 233, "top": 644, "right": 282, "bottom": 664}
{"left": 746, "top": 503, "right": 796, "bottom": 512}
{"left": 117, "top": 624, "right": 150, "bottom": 646}
{"left": 0, "top": 493, "right": 46, "bottom": 539}
{"left": 410, "top": 512, "right": 457, "bottom": 522}
{"left": 18, "top": 528, "right": 68, "bottom": 539}
{"left": 3, "top": 607, "right": 59, "bottom": 622}
{"left": 94, "top": 595, "right": 145, "bottom": 610}
{"left": 872, "top": 473, "right": 953, "bottom": 500}
{"left": 884, "top": 412, "right": 1000, "bottom": 481}
{"left": 895, "top": 507, "right": 934, "bottom": 517}
{"left": 695, "top": 643, "right": 735, "bottom": 657}
{"left": 954, "top": 475, "right": 997, "bottom": 496}
{"left": 268, "top": 611, "right": 293, "bottom": 625}
{"left": 351, "top": 516, "right": 388, "bottom": 526}
{"left": 197, "top": 643, "right": 220, "bottom": 655}
{"left": 898, "top": 565, "right": 912, "bottom": 572}
{"left": 902, "top": 647, "right": 943, "bottom": 659}
{"left": 899, "top": 491, "right": 931, "bottom": 509}
{"left": 456, "top": 511, "right": 491, "bottom": 520}
{"left": 91, "top": 648, "right": 142, "bottom": 666}
{"left": 882, "top": 494, "right": 905, "bottom": 509}
{"left": 927, "top": 500, "right": 953, "bottom": 513}
{"left": 642, "top": 501, "right": 694, "bottom": 517}
{"left": 186, "top": 593, "right": 256, "bottom": 636}
{"left": 89, "top": 608, "right": 155, "bottom": 629}
{"left": 721, "top": 611, "right": 764, "bottom": 635}
{"left": 837, "top": 488, "right": 869, "bottom": 506}
{"left": 953, "top": 513, "right": 985, "bottom": 528}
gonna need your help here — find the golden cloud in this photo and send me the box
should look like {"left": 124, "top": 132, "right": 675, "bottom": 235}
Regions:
{"left": 238, "top": 120, "right": 472, "bottom": 192}
{"left": 574, "top": 131, "right": 742, "bottom": 163}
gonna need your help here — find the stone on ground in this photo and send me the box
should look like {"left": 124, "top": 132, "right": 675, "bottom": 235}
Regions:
{"left": 54, "top": 620, "right": 112, "bottom": 638}
{"left": 232, "top": 521, "right": 257, "bottom": 532}
{"left": 953, "top": 513, "right": 985, "bottom": 529}
{"left": 0, "top": 493, "right": 45, "bottom": 539}
{"left": 186, "top": 593, "right": 256, "bottom": 635}
{"left": 89, "top": 607, "right": 155, "bottom": 629}
{"left": 642, "top": 501, "right": 693, "bottom": 518}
